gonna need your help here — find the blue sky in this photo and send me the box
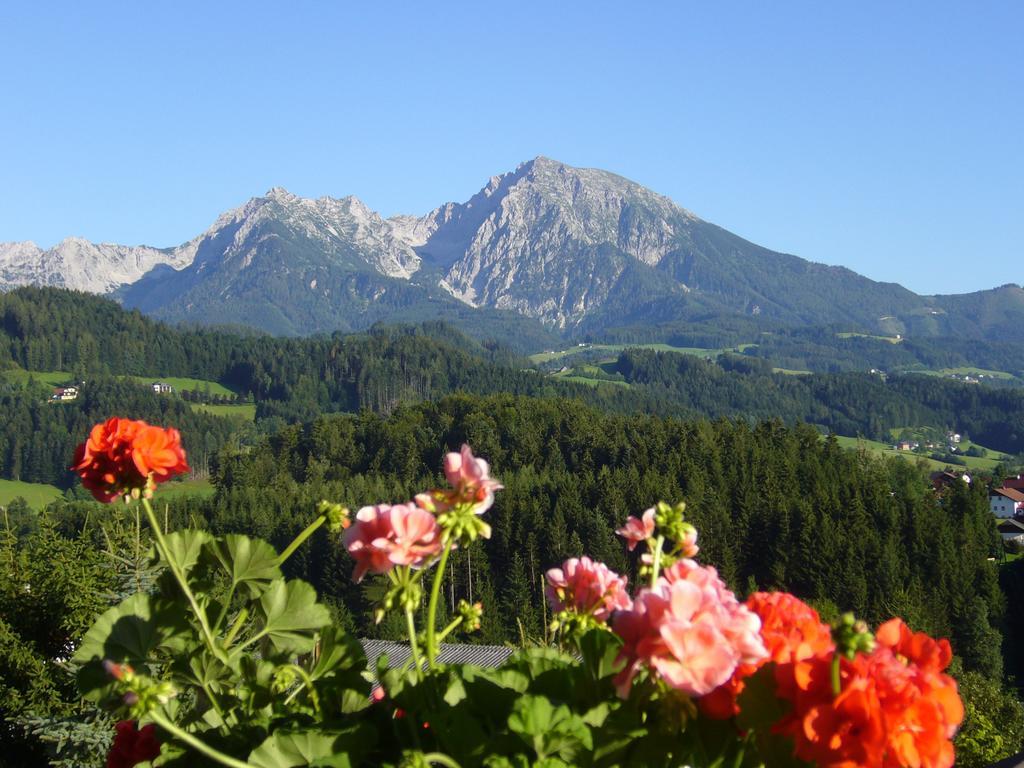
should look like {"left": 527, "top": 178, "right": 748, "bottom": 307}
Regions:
{"left": 0, "top": 1, "right": 1020, "bottom": 295}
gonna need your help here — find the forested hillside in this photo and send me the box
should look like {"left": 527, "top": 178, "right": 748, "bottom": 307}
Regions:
{"left": 4, "top": 288, "right": 1024, "bottom": 488}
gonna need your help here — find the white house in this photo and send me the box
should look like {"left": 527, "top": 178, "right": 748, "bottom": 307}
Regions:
{"left": 51, "top": 386, "right": 78, "bottom": 401}
{"left": 152, "top": 381, "right": 174, "bottom": 394}
{"left": 990, "top": 487, "right": 1024, "bottom": 519}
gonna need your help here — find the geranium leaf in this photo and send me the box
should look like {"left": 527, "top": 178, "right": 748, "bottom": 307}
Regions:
{"left": 508, "top": 694, "right": 593, "bottom": 763}
{"left": 73, "top": 592, "right": 190, "bottom": 701}
{"left": 157, "top": 530, "right": 214, "bottom": 575}
{"left": 247, "top": 726, "right": 376, "bottom": 767}
{"left": 213, "top": 534, "right": 283, "bottom": 596}
{"left": 256, "top": 579, "right": 331, "bottom": 655}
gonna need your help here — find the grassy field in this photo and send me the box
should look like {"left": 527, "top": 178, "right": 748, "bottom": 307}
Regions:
{"left": 833, "top": 434, "right": 1012, "bottom": 472}
{"left": 1, "top": 368, "right": 75, "bottom": 387}
{"left": 529, "top": 342, "right": 738, "bottom": 365}
{"left": 1, "top": 368, "right": 239, "bottom": 397}
{"left": 127, "top": 375, "right": 237, "bottom": 397}
{"left": 190, "top": 402, "right": 257, "bottom": 420}
{"left": 153, "top": 478, "right": 216, "bottom": 500}
{"left": 0, "top": 479, "right": 63, "bottom": 509}
{"left": 836, "top": 332, "right": 903, "bottom": 344}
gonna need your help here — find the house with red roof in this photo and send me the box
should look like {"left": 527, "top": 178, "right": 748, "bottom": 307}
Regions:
{"left": 990, "top": 487, "right": 1024, "bottom": 519}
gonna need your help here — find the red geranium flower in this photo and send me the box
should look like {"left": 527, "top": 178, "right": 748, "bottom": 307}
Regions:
{"left": 71, "top": 418, "right": 189, "bottom": 502}
{"left": 107, "top": 720, "right": 160, "bottom": 768}
{"left": 701, "top": 591, "right": 834, "bottom": 719}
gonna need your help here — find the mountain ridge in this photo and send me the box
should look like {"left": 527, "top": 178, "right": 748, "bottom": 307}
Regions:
{"left": 2, "top": 156, "right": 1021, "bottom": 343}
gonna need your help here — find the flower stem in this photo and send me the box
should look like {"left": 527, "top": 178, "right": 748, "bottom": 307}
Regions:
{"left": 650, "top": 534, "right": 665, "bottom": 588}
{"left": 425, "top": 541, "right": 453, "bottom": 667}
{"left": 149, "top": 710, "right": 251, "bottom": 768}
{"left": 831, "top": 653, "right": 842, "bottom": 697}
{"left": 406, "top": 605, "right": 423, "bottom": 670}
{"left": 435, "top": 616, "right": 464, "bottom": 645}
{"left": 141, "top": 498, "right": 222, "bottom": 660}
{"left": 276, "top": 514, "right": 326, "bottom": 566}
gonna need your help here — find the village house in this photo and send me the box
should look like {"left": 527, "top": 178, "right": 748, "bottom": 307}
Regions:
{"left": 990, "top": 487, "right": 1024, "bottom": 519}
{"left": 931, "top": 470, "right": 970, "bottom": 491}
{"left": 51, "top": 386, "right": 78, "bottom": 401}
{"left": 152, "top": 381, "right": 175, "bottom": 394}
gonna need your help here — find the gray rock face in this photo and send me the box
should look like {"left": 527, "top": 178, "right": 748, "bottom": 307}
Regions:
{"left": 0, "top": 237, "right": 197, "bottom": 294}
{"left": 404, "top": 157, "right": 697, "bottom": 327}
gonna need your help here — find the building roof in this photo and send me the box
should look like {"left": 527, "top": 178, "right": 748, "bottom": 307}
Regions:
{"left": 997, "top": 518, "right": 1024, "bottom": 533}
{"left": 992, "top": 487, "right": 1024, "bottom": 503}
{"left": 360, "top": 639, "right": 515, "bottom": 672}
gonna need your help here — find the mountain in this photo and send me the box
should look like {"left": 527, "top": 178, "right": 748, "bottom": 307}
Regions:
{"left": 0, "top": 237, "right": 196, "bottom": 293}
{"left": 3, "top": 157, "right": 1020, "bottom": 344}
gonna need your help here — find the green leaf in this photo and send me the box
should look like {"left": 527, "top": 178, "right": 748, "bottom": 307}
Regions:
{"left": 213, "top": 534, "right": 283, "bottom": 597}
{"left": 158, "top": 529, "right": 214, "bottom": 575}
{"left": 508, "top": 694, "right": 593, "bottom": 763}
{"left": 309, "top": 625, "right": 366, "bottom": 681}
{"left": 579, "top": 629, "right": 623, "bottom": 681}
{"left": 73, "top": 592, "right": 190, "bottom": 701}
{"left": 255, "top": 579, "right": 331, "bottom": 655}
{"left": 247, "top": 726, "right": 376, "bottom": 767}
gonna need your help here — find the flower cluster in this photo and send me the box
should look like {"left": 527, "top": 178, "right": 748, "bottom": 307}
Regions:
{"left": 611, "top": 560, "right": 767, "bottom": 697}
{"left": 546, "top": 501, "right": 963, "bottom": 767}
{"left": 701, "top": 591, "right": 834, "bottom": 718}
{"left": 71, "top": 417, "right": 189, "bottom": 502}
{"left": 342, "top": 503, "right": 443, "bottom": 582}
{"left": 771, "top": 616, "right": 963, "bottom": 768}
{"left": 545, "top": 556, "right": 632, "bottom": 623}
{"left": 341, "top": 444, "right": 501, "bottom": 583}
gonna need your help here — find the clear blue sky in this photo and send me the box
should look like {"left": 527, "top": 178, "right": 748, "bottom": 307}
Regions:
{"left": 1, "top": 1, "right": 1020, "bottom": 295}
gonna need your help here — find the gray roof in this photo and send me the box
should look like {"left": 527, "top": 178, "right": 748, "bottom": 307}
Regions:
{"left": 360, "top": 639, "right": 515, "bottom": 672}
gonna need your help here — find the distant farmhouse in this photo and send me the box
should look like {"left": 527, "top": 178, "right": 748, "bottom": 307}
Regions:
{"left": 152, "top": 381, "right": 175, "bottom": 394}
{"left": 930, "top": 470, "right": 970, "bottom": 491}
{"left": 990, "top": 484, "right": 1024, "bottom": 519}
{"left": 51, "top": 386, "right": 78, "bottom": 401}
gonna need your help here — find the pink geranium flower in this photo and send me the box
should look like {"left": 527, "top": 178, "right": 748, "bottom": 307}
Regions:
{"left": 342, "top": 503, "right": 442, "bottom": 582}
{"left": 343, "top": 505, "right": 398, "bottom": 582}
{"left": 616, "top": 508, "right": 656, "bottom": 551}
{"left": 612, "top": 559, "right": 767, "bottom": 697}
{"left": 545, "top": 556, "right": 632, "bottom": 622}
{"left": 387, "top": 503, "right": 443, "bottom": 567}
{"left": 443, "top": 444, "right": 503, "bottom": 514}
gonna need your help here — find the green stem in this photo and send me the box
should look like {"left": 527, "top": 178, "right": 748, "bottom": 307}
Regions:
{"left": 211, "top": 583, "right": 237, "bottom": 635}
{"left": 423, "top": 753, "right": 463, "bottom": 768}
{"left": 149, "top": 710, "right": 251, "bottom": 768}
{"left": 141, "top": 498, "right": 222, "bottom": 661}
{"left": 424, "top": 541, "right": 453, "bottom": 667}
{"left": 435, "top": 616, "right": 464, "bottom": 645}
{"left": 223, "top": 607, "right": 249, "bottom": 649}
{"left": 831, "top": 653, "right": 842, "bottom": 697}
{"left": 406, "top": 605, "right": 423, "bottom": 670}
{"left": 276, "top": 514, "right": 326, "bottom": 566}
{"left": 650, "top": 535, "right": 665, "bottom": 588}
